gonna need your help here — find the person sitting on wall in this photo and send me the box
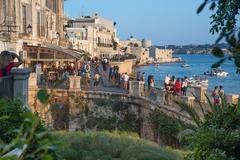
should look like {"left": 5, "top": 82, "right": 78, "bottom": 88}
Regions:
{"left": 0, "top": 51, "right": 23, "bottom": 77}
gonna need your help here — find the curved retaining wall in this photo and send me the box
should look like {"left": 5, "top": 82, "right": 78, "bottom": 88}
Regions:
{"left": 29, "top": 88, "right": 191, "bottom": 146}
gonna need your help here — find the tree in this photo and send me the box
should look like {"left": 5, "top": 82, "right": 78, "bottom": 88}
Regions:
{"left": 198, "top": 0, "right": 240, "bottom": 73}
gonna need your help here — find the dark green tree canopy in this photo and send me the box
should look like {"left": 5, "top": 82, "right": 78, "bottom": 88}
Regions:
{"left": 198, "top": 0, "right": 240, "bottom": 73}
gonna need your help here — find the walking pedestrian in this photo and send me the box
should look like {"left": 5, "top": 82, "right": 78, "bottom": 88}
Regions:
{"left": 212, "top": 86, "right": 220, "bottom": 105}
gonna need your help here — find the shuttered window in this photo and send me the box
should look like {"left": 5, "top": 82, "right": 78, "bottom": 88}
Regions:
{"left": 22, "top": 5, "right": 27, "bottom": 33}
{"left": 37, "top": 11, "right": 40, "bottom": 37}
{"left": 40, "top": 11, "right": 45, "bottom": 37}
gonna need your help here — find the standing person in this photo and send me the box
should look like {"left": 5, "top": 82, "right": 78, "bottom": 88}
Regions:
{"left": 219, "top": 85, "right": 225, "bottom": 104}
{"left": 63, "top": 70, "right": 70, "bottom": 87}
{"left": 164, "top": 74, "right": 170, "bottom": 87}
{"left": 137, "top": 72, "right": 141, "bottom": 81}
{"left": 0, "top": 51, "right": 23, "bottom": 77}
{"left": 147, "top": 75, "right": 151, "bottom": 90}
{"left": 120, "top": 72, "right": 125, "bottom": 88}
{"left": 212, "top": 86, "right": 220, "bottom": 105}
{"left": 164, "top": 81, "right": 173, "bottom": 105}
{"left": 93, "top": 72, "right": 100, "bottom": 90}
{"left": 102, "top": 58, "right": 108, "bottom": 75}
{"left": 140, "top": 72, "right": 145, "bottom": 82}
{"left": 149, "top": 75, "right": 155, "bottom": 93}
{"left": 219, "top": 86, "right": 224, "bottom": 97}
{"left": 175, "top": 78, "right": 181, "bottom": 95}
{"left": 109, "top": 66, "right": 113, "bottom": 81}
{"left": 123, "top": 72, "right": 129, "bottom": 89}
{"left": 181, "top": 78, "right": 188, "bottom": 96}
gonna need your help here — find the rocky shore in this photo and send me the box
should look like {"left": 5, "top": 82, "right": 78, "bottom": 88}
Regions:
{"left": 135, "top": 57, "right": 183, "bottom": 67}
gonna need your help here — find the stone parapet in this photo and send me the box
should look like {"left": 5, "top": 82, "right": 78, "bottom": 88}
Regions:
{"left": 129, "top": 81, "right": 145, "bottom": 97}
{"left": 69, "top": 76, "right": 81, "bottom": 90}
{"left": 188, "top": 86, "right": 207, "bottom": 102}
{"left": 11, "top": 68, "right": 32, "bottom": 105}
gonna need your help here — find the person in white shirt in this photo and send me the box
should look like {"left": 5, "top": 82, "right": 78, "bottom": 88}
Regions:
{"left": 164, "top": 74, "right": 170, "bottom": 87}
{"left": 124, "top": 72, "right": 129, "bottom": 89}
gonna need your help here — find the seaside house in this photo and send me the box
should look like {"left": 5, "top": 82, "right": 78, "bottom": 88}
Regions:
{"left": 65, "top": 13, "right": 119, "bottom": 58}
{"left": 149, "top": 46, "right": 173, "bottom": 63}
{"left": 119, "top": 37, "right": 153, "bottom": 65}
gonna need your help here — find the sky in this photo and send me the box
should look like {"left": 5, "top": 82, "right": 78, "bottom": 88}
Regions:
{"left": 64, "top": 0, "right": 218, "bottom": 46}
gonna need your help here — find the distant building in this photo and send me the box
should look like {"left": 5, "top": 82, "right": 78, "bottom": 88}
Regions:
{"left": 149, "top": 46, "right": 173, "bottom": 62}
{"left": 65, "top": 14, "right": 118, "bottom": 57}
{"left": 0, "top": 0, "right": 65, "bottom": 53}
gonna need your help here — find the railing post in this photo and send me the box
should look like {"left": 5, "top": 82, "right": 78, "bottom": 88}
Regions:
{"left": 69, "top": 76, "right": 81, "bottom": 90}
{"left": 11, "top": 68, "right": 32, "bottom": 105}
{"left": 129, "top": 81, "right": 145, "bottom": 97}
{"left": 188, "top": 86, "right": 207, "bottom": 103}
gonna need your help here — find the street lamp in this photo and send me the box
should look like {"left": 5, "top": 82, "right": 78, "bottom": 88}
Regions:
{"left": 27, "top": 24, "right": 32, "bottom": 34}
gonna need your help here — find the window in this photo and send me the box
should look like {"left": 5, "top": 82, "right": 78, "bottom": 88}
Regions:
{"left": 53, "top": 0, "right": 57, "bottom": 13}
{"left": 22, "top": 5, "right": 27, "bottom": 33}
{"left": 3, "top": 0, "right": 7, "bottom": 19}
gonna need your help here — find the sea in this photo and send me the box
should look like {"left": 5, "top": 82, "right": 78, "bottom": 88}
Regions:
{"left": 135, "top": 54, "right": 240, "bottom": 95}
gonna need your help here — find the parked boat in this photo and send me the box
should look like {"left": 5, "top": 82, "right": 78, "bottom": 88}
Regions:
{"left": 181, "top": 63, "right": 190, "bottom": 68}
{"left": 188, "top": 76, "right": 209, "bottom": 87}
{"left": 204, "top": 69, "right": 228, "bottom": 77}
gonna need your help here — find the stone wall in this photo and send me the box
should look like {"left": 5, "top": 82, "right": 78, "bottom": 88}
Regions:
{"left": 110, "top": 59, "right": 135, "bottom": 74}
{"left": 28, "top": 88, "right": 192, "bottom": 146}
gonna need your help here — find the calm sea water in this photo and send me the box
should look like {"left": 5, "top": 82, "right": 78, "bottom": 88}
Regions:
{"left": 135, "top": 54, "right": 240, "bottom": 95}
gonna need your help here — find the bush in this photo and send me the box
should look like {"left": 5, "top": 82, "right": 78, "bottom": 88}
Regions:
{"left": 177, "top": 98, "right": 240, "bottom": 159}
{"left": 0, "top": 98, "right": 27, "bottom": 143}
{"left": 186, "top": 104, "right": 240, "bottom": 160}
{"left": 0, "top": 112, "right": 56, "bottom": 160}
{"left": 148, "top": 109, "right": 194, "bottom": 147}
{"left": 0, "top": 98, "right": 57, "bottom": 160}
{"left": 53, "top": 131, "right": 182, "bottom": 160}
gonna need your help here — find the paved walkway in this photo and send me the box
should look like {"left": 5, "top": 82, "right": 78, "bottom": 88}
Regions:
{"left": 81, "top": 64, "right": 128, "bottom": 94}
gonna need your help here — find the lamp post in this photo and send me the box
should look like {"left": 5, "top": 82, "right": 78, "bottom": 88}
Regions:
{"left": 27, "top": 24, "right": 32, "bottom": 34}
{"left": 56, "top": 32, "right": 60, "bottom": 46}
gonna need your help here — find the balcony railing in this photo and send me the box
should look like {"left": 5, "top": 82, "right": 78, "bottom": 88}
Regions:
{"left": 0, "top": 76, "right": 13, "bottom": 99}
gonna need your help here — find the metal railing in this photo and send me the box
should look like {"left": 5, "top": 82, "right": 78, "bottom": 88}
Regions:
{"left": 0, "top": 76, "right": 13, "bottom": 99}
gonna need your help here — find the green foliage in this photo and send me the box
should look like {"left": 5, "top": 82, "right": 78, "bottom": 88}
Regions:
{"left": 53, "top": 131, "right": 181, "bottom": 160}
{"left": 177, "top": 97, "right": 240, "bottom": 159}
{"left": 198, "top": 0, "right": 240, "bottom": 72}
{"left": 0, "top": 112, "right": 56, "bottom": 160}
{"left": 0, "top": 99, "right": 27, "bottom": 143}
{"left": 37, "top": 89, "right": 50, "bottom": 104}
{"left": 148, "top": 109, "right": 194, "bottom": 147}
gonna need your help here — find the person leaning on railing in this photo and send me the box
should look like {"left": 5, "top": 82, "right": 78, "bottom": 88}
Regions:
{"left": 0, "top": 51, "right": 23, "bottom": 77}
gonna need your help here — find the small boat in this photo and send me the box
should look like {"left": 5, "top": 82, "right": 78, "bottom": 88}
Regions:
{"left": 204, "top": 69, "right": 228, "bottom": 77}
{"left": 181, "top": 63, "right": 190, "bottom": 68}
{"left": 188, "top": 76, "right": 209, "bottom": 87}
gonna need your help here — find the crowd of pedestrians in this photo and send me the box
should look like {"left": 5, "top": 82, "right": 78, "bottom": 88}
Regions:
{"left": 163, "top": 74, "right": 189, "bottom": 105}
{"left": 164, "top": 74, "right": 189, "bottom": 96}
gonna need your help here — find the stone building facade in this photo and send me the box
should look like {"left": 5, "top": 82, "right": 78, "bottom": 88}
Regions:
{"left": 118, "top": 37, "right": 153, "bottom": 64}
{"left": 0, "top": 0, "right": 64, "bottom": 54}
{"left": 149, "top": 46, "right": 173, "bottom": 62}
{"left": 66, "top": 14, "right": 118, "bottom": 57}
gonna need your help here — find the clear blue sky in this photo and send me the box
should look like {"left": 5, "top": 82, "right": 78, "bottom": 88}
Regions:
{"left": 64, "top": 0, "right": 217, "bottom": 46}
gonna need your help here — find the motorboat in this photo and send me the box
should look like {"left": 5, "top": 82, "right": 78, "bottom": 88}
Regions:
{"left": 181, "top": 63, "right": 190, "bottom": 68}
{"left": 188, "top": 76, "right": 209, "bottom": 87}
{"left": 204, "top": 69, "right": 228, "bottom": 77}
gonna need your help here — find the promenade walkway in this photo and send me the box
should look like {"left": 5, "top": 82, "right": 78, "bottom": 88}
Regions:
{"left": 81, "top": 64, "right": 128, "bottom": 94}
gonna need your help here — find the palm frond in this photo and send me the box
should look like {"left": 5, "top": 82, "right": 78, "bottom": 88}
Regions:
{"left": 205, "top": 94, "right": 215, "bottom": 112}
{"left": 177, "top": 129, "right": 196, "bottom": 142}
{"left": 190, "top": 92, "right": 206, "bottom": 117}
{"left": 174, "top": 100, "right": 202, "bottom": 127}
